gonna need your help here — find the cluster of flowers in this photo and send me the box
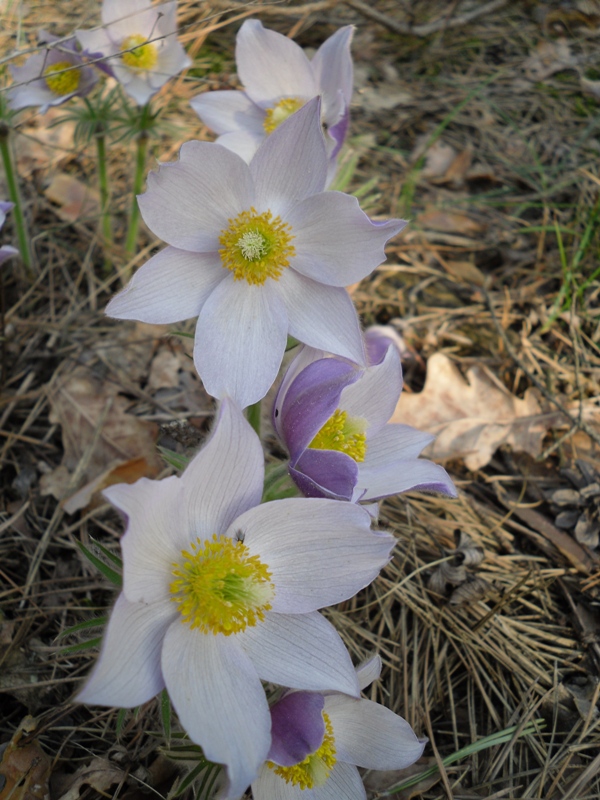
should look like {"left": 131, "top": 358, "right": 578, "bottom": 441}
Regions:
{"left": 6, "top": 5, "right": 457, "bottom": 798}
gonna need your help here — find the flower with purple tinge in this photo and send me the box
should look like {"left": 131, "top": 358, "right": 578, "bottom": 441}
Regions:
{"left": 8, "top": 34, "right": 98, "bottom": 114}
{"left": 273, "top": 330, "right": 457, "bottom": 503}
{"left": 190, "top": 19, "right": 353, "bottom": 173}
{"left": 0, "top": 202, "right": 18, "bottom": 265}
{"left": 77, "top": 399, "right": 395, "bottom": 799}
{"left": 76, "top": 0, "right": 191, "bottom": 105}
{"left": 105, "top": 98, "right": 405, "bottom": 408}
{"left": 252, "top": 655, "right": 426, "bottom": 799}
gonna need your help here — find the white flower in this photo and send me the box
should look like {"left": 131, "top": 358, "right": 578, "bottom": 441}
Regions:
{"left": 77, "top": 400, "right": 395, "bottom": 799}
{"left": 76, "top": 0, "right": 191, "bottom": 105}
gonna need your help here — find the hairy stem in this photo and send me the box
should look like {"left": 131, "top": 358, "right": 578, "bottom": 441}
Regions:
{"left": 0, "top": 123, "right": 33, "bottom": 276}
{"left": 95, "top": 132, "right": 112, "bottom": 268}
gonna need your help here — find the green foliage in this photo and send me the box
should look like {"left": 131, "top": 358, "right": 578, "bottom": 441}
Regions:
{"left": 77, "top": 539, "right": 122, "bottom": 586}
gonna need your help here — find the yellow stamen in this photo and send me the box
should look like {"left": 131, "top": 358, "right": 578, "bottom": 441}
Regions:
{"left": 309, "top": 409, "right": 367, "bottom": 462}
{"left": 219, "top": 207, "right": 295, "bottom": 286}
{"left": 263, "top": 97, "right": 305, "bottom": 134}
{"left": 268, "top": 712, "right": 337, "bottom": 790}
{"left": 121, "top": 34, "right": 158, "bottom": 71}
{"left": 44, "top": 61, "right": 80, "bottom": 96}
{"left": 170, "top": 534, "right": 274, "bottom": 635}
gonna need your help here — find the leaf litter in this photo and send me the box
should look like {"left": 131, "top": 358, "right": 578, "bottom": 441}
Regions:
{"left": 2, "top": 0, "right": 600, "bottom": 798}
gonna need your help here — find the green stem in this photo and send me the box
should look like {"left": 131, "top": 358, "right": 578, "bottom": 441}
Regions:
{"left": 95, "top": 132, "right": 112, "bottom": 264}
{"left": 0, "top": 123, "right": 33, "bottom": 276}
{"left": 124, "top": 131, "right": 148, "bottom": 258}
{"left": 246, "top": 401, "right": 261, "bottom": 438}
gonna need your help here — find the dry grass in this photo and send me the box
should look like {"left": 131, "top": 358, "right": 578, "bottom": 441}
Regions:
{"left": 1, "top": 0, "right": 600, "bottom": 798}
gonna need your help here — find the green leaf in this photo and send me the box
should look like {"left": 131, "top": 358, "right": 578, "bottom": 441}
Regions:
{"left": 158, "top": 446, "right": 190, "bottom": 472}
{"left": 77, "top": 541, "right": 122, "bottom": 587}
{"left": 58, "top": 616, "right": 108, "bottom": 638}
{"left": 161, "top": 689, "right": 172, "bottom": 743}
{"left": 57, "top": 636, "right": 103, "bottom": 655}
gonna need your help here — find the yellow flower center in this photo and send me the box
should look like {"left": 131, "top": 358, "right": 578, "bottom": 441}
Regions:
{"left": 263, "top": 97, "right": 305, "bottom": 134}
{"left": 44, "top": 61, "right": 81, "bottom": 95}
{"left": 268, "top": 712, "right": 337, "bottom": 790}
{"left": 121, "top": 34, "right": 158, "bottom": 70}
{"left": 309, "top": 409, "right": 367, "bottom": 462}
{"left": 219, "top": 207, "right": 295, "bottom": 286}
{"left": 169, "top": 534, "right": 274, "bottom": 635}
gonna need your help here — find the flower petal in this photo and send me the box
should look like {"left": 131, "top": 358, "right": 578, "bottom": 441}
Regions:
{"left": 236, "top": 19, "right": 317, "bottom": 107}
{"left": 76, "top": 594, "right": 175, "bottom": 707}
{"left": 102, "top": 0, "right": 158, "bottom": 36}
{"left": 312, "top": 762, "right": 366, "bottom": 800}
{"left": 250, "top": 97, "right": 328, "bottom": 217}
{"left": 288, "top": 192, "right": 407, "bottom": 286}
{"left": 278, "top": 356, "right": 358, "bottom": 461}
{"left": 325, "top": 695, "right": 426, "bottom": 770}
{"left": 268, "top": 691, "right": 325, "bottom": 766}
{"left": 190, "top": 89, "right": 265, "bottom": 136}
{"left": 180, "top": 398, "right": 264, "bottom": 536}
{"left": 272, "top": 345, "right": 326, "bottom": 439}
{"left": 238, "top": 612, "right": 359, "bottom": 696}
{"left": 233, "top": 498, "right": 394, "bottom": 612}
{"left": 138, "top": 141, "right": 254, "bottom": 252}
{"left": 162, "top": 622, "right": 271, "bottom": 799}
{"left": 105, "top": 247, "right": 224, "bottom": 324}
{"left": 358, "top": 455, "right": 458, "bottom": 503}
{"left": 215, "top": 130, "right": 264, "bottom": 163}
{"left": 194, "top": 275, "right": 288, "bottom": 408}
{"left": 278, "top": 269, "right": 365, "bottom": 365}
{"left": 340, "top": 343, "right": 402, "bottom": 433}
{"left": 311, "top": 26, "right": 354, "bottom": 121}
{"left": 291, "top": 450, "right": 358, "bottom": 501}
{"left": 252, "top": 766, "right": 299, "bottom": 800}
{"left": 104, "top": 477, "right": 182, "bottom": 604}
{"left": 356, "top": 654, "right": 382, "bottom": 691}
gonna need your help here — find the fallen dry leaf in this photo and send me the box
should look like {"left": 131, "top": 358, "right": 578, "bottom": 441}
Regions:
{"left": 364, "top": 756, "right": 441, "bottom": 798}
{"left": 522, "top": 40, "right": 578, "bottom": 81}
{"left": 57, "top": 757, "right": 127, "bottom": 800}
{"left": 0, "top": 716, "right": 52, "bottom": 800}
{"left": 40, "top": 365, "right": 163, "bottom": 510}
{"left": 415, "top": 208, "right": 485, "bottom": 237}
{"left": 393, "top": 353, "right": 548, "bottom": 469}
{"left": 45, "top": 173, "right": 101, "bottom": 224}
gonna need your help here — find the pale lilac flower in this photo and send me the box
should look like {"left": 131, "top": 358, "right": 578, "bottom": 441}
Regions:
{"left": 273, "top": 331, "right": 457, "bottom": 502}
{"left": 76, "top": 0, "right": 191, "bottom": 105}
{"left": 106, "top": 99, "right": 405, "bottom": 408}
{"left": 252, "top": 655, "right": 426, "bottom": 799}
{"left": 8, "top": 34, "right": 97, "bottom": 114}
{"left": 191, "top": 19, "right": 353, "bottom": 170}
{"left": 77, "top": 399, "right": 394, "bottom": 799}
{"left": 0, "top": 202, "right": 18, "bottom": 265}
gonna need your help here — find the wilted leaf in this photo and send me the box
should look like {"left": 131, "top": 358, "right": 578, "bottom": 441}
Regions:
{"left": 40, "top": 366, "right": 163, "bottom": 509}
{"left": 57, "top": 758, "right": 127, "bottom": 800}
{"left": 0, "top": 717, "right": 52, "bottom": 800}
{"left": 415, "top": 208, "right": 485, "bottom": 236}
{"left": 522, "top": 40, "right": 578, "bottom": 81}
{"left": 364, "top": 756, "right": 441, "bottom": 798}
{"left": 394, "top": 353, "right": 554, "bottom": 469}
{"left": 449, "top": 576, "right": 493, "bottom": 606}
{"left": 45, "top": 174, "right": 100, "bottom": 223}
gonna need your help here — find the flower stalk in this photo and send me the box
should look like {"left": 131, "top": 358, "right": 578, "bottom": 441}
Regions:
{"left": 95, "top": 130, "right": 112, "bottom": 265}
{"left": 0, "top": 122, "right": 33, "bottom": 276}
{"left": 124, "top": 103, "right": 151, "bottom": 259}
{"left": 247, "top": 400, "right": 262, "bottom": 438}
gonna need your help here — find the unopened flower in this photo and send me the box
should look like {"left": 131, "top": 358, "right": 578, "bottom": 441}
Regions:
{"left": 273, "top": 330, "right": 457, "bottom": 502}
{"left": 191, "top": 19, "right": 353, "bottom": 171}
{"left": 77, "top": 399, "right": 395, "bottom": 798}
{"left": 0, "top": 202, "right": 18, "bottom": 265}
{"left": 252, "top": 655, "right": 426, "bottom": 799}
{"left": 76, "top": 0, "right": 191, "bottom": 105}
{"left": 8, "top": 34, "right": 97, "bottom": 114}
{"left": 106, "top": 98, "right": 405, "bottom": 407}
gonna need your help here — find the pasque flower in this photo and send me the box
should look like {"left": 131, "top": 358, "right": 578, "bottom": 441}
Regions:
{"left": 191, "top": 19, "right": 353, "bottom": 169}
{"left": 76, "top": 0, "right": 191, "bottom": 105}
{"left": 273, "top": 329, "right": 457, "bottom": 502}
{"left": 106, "top": 98, "right": 405, "bottom": 408}
{"left": 0, "top": 203, "right": 18, "bottom": 265}
{"left": 8, "top": 33, "right": 97, "bottom": 114}
{"left": 252, "top": 655, "right": 426, "bottom": 799}
{"left": 77, "top": 399, "right": 395, "bottom": 798}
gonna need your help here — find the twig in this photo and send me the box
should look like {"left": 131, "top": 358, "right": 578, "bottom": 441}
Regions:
{"left": 483, "top": 287, "right": 600, "bottom": 450}
{"left": 344, "top": 0, "right": 509, "bottom": 37}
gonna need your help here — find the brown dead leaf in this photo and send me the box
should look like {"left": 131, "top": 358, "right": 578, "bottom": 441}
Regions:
{"left": 45, "top": 174, "right": 101, "bottom": 224}
{"left": 57, "top": 757, "right": 127, "bottom": 800}
{"left": 414, "top": 139, "right": 457, "bottom": 179}
{"left": 40, "top": 366, "right": 163, "bottom": 510}
{"left": 15, "top": 110, "right": 76, "bottom": 177}
{"left": 147, "top": 348, "right": 184, "bottom": 391}
{"left": 393, "top": 353, "right": 550, "bottom": 469}
{"left": 442, "top": 260, "right": 487, "bottom": 286}
{"left": 522, "top": 40, "right": 578, "bottom": 81}
{"left": 364, "top": 756, "right": 441, "bottom": 798}
{"left": 415, "top": 208, "right": 485, "bottom": 237}
{"left": 0, "top": 717, "right": 52, "bottom": 800}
